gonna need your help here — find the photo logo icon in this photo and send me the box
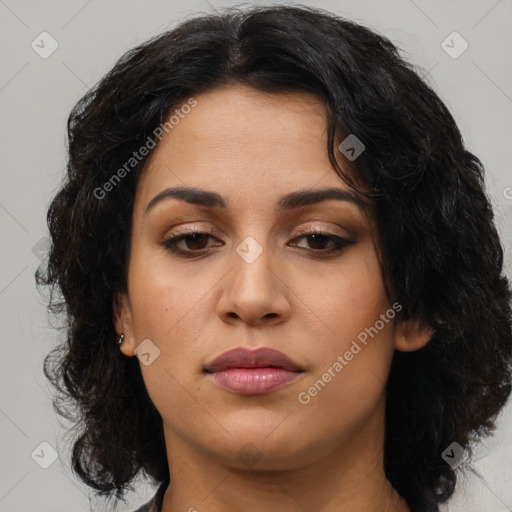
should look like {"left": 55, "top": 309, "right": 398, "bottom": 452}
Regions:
{"left": 135, "top": 339, "right": 161, "bottom": 366}
{"left": 31, "top": 441, "right": 58, "bottom": 469}
{"left": 237, "top": 442, "right": 262, "bottom": 468}
{"left": 441, "top": 442, "right": 465, "bottom": 468}
{"left": 32, "top": 236, "right": 51, "bottom": 261}
{"left": 338, "top": 134, "right": 365, "bottom": 161}
{"left": 236, "top": 236, "right": 263, "bottom": 264}
{"left": 31, "top": 32, "right": 59, "bottom": 59}
{"left": 441, "top": 32, "right": 468, "bottom": 59}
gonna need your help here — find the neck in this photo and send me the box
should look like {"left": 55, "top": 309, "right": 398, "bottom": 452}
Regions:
{"left": 160, "top": 398, "right": 410, "bottom": 512}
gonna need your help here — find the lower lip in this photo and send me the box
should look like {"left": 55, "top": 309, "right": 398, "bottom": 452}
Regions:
{"left": 206, "top": 367, "right": 301, "bottom": 395}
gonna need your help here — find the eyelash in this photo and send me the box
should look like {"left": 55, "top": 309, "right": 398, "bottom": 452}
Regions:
{"left": 162, "top": 227, "right": 354, "bottom": 257}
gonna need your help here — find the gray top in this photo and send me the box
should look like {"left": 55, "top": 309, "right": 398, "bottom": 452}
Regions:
{"left": 132, "top": 480, "right": 168, "bottom": 512}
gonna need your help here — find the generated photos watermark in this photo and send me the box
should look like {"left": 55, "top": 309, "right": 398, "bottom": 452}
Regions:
{"left": 93, "top": 97, "right": 198, "bottom": 200}
{"left": 298, "top": 301, "right": 402, "bottom": 404}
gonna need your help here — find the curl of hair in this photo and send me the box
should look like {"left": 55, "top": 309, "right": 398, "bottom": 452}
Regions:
{"left": 36, "top": 5, "right": 512, "bottom": 511}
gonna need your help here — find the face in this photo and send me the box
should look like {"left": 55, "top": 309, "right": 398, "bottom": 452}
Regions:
{"left": 115, "top": 84, "right": 431, "bottom": 471}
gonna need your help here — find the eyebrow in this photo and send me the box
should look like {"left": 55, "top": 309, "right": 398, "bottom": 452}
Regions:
{"left": 145, "top": 186, "right": 370, "bottom": 215}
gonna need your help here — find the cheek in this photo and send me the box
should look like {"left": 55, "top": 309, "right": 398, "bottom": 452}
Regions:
{"left": 126, "top": 258, "right": 207, "bottom": 424}
{"left": 127, "top": 245, "right": 204, "bottom": 338}
{"left": 317, "top": 245, "right": 390, "bottom": 346}
{"left": 295, "top": 308, "right": 395, "bottom": 448}
{"left": 300, "top": 247, "right": 394, "bottom": 412}
{"left": 126, "top": 246, "right": 222, "bottom": 389}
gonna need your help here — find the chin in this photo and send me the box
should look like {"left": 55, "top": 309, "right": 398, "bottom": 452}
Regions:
{"left": 200, "top": 429, "right": 321, "bottom": 471}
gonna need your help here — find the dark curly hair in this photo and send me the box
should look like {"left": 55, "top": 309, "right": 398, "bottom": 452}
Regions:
{"left": 36, "top": 4, "right": 512, "bottom": 511}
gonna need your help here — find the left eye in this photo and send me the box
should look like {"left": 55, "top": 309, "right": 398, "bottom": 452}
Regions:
{"left": 162, "top": 230, "right": 353, "bottom": 256}
{"left": 290, "top": 231, "right": 351, "bottom": 252}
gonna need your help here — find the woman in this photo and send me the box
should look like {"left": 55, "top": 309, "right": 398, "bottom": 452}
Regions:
{"left": 36, "top": 5, "right": 512, "bottom": 512}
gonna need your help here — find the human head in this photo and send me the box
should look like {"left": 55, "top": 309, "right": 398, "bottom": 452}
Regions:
{"left": 37, "top": 5, "right": 512, "bottom": 511}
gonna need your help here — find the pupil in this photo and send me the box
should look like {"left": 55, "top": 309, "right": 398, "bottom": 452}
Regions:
{"left": 310, "top": 234, "right": 327, "bottom": 248}
{"left": 188, "top": 233, "right": 206, "bottom": 249}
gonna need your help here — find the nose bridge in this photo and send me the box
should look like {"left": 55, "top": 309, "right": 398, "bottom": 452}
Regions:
{"left": 231, "top": 233, "right": 275, "bottom": 296}
{"left": 218, "top": 232, "right": 290, "bottom": 325}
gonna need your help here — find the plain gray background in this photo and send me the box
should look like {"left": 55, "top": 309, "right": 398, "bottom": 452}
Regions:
{"left": 1, "top": 0, "right": 511, "bottom": 511}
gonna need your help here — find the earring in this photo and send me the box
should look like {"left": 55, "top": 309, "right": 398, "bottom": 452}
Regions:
{"left": 117, "top": 334, "right": 125, "bottom": 346}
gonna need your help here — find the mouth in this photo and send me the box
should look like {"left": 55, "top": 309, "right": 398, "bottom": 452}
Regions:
{"left": 203, "top": 346, "right": 305, "bottom": 395}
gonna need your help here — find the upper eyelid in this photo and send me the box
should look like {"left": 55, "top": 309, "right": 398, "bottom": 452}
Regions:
{"left": 163, "top": 225, "right": 347, "bottom": 240}
{"left": 162, "top": 227, "right": 351, "bottom": 250}
{"left": 162, "top": 219, "right": 353, "bottom": 236}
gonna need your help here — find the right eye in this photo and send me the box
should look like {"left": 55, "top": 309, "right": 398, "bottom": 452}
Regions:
{"left": 162, "top": 230, "right": 222, "bottom": 256}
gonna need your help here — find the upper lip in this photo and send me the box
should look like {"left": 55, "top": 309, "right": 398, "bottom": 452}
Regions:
{"left": 203, "top": 347, "right": 304, "bottom": 373}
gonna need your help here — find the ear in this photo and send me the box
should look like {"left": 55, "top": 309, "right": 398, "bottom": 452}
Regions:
{"left": 394, "top": 318, "right": 434, "bottom": 352}
{"left": 113, "top": 291, "right": 137, "bottom": 357}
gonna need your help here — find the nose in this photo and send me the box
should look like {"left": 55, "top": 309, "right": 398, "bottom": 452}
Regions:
{"left": 216, "top": 238, "right": 291, "bottom": 327}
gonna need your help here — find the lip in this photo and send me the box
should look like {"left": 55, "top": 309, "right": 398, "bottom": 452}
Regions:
{"left": 203, "top": 347, "right": 304, "bottom": 395}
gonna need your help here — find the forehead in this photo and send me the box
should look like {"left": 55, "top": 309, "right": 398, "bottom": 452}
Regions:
{"left": 135, "top": 84, "right": 363, "bottom": 215}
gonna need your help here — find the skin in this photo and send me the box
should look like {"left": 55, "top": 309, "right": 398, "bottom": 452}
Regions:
{"left": 114, "top": 84, "right": 432, "bottom": 512}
